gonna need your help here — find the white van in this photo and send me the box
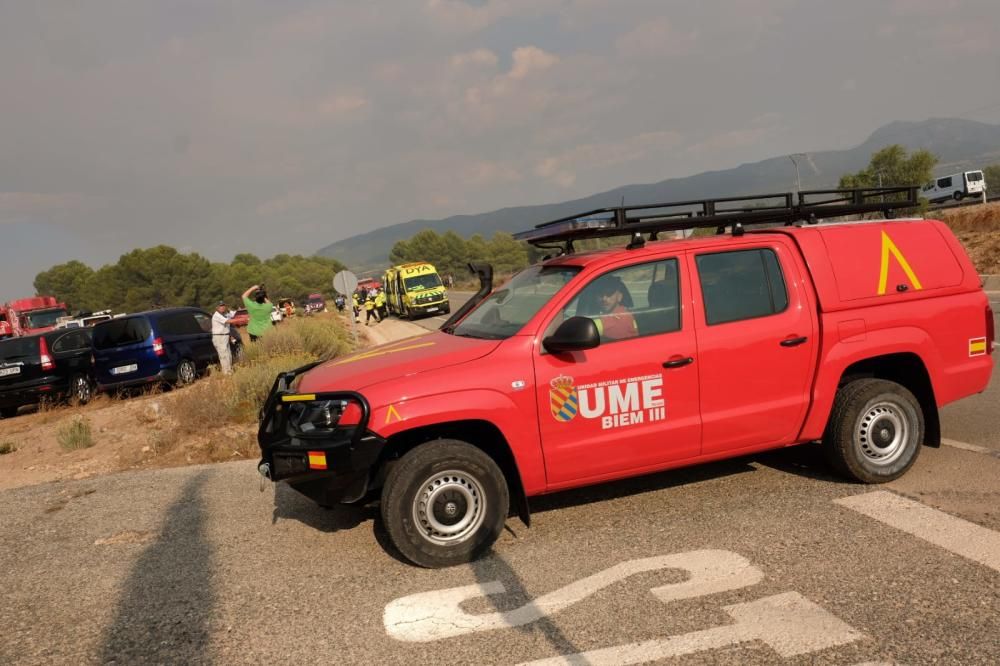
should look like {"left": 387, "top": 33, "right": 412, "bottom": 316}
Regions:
{"left": 921, "top": 170, "right": 986, "bottom": 203}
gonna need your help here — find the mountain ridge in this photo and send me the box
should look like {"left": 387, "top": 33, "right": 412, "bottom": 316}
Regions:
{"left": 317, "top": 117, "right": 1000, "bottom": 269}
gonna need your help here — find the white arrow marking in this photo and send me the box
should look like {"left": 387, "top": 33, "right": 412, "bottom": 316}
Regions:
{"left": 835, "top": 491, "right": 1000, "bottom": 573}
{"left": 384, "top": 550, "right": 762, "bottom": 642}
{"left": 517, "top": 592, "right": 864, "bottom": 665}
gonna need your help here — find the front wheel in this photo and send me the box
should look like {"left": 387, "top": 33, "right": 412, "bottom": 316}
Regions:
{"left": 381, "top": 439, "right": 509, "bottom": 568}
{"left": 822, "top": 378, "right": 924, "bottom": 483}
{"left": 176, "top": 359, "right": 197, "bottom": 386}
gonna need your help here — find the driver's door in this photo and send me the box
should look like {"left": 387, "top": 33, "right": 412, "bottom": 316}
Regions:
{"left": 534, "top": 257, "right": 702, "bottom": 488}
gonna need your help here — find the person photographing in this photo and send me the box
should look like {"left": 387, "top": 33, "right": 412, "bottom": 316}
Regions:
{"left": 211, "top": 301, "right": 233, "bottom": 374}
{"left": 241, "top": 283, "right": 273, "bottom": 342}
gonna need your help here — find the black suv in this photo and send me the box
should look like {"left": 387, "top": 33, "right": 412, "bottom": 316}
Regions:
{"left": 0, "top": 329, "right": 94, "bottom": 418}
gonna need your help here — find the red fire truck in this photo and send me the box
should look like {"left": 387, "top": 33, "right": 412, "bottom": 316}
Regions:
{"left": 0, "top": 297, "right": 70, "bottom": 339}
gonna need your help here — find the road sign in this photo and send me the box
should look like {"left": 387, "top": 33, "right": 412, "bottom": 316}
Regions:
{"left": 333, "top": 270, "right": 359, "bottom": 296}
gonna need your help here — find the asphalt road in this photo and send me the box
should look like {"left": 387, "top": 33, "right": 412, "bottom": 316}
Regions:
{"left": 1, "top": 291, "right": 998, "bottom": 665}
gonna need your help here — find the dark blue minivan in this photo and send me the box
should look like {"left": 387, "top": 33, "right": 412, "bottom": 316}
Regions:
{"left": 92, "top": 308, "right": 218, "bottom": 392}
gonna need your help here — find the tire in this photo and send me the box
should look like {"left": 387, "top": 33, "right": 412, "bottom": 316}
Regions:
{"left": 822, "top": 378, "right": 924, "bottom": 483}
{"left": 443, "top": 304, "right": 451, "bottom": 315}
{"left": 69, "top": 374, "right": 92, "bottom": 405}
{"left": 0, "top": 406, "right": 18, "bottom": 419}
{"left": 953, "top": 191, "right": 963, "bottom": 201}
{"left": 176, "top": 359, "right": 197, "bottom": 386}
{"left": 381, "top": 439, "right": 509, "bottom": 568}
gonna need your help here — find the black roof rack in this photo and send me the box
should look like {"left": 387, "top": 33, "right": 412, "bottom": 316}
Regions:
{"left": 513, "top": 187, "right": 920, "bottom": 251}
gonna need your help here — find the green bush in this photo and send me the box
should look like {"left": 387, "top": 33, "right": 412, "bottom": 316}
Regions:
{"left": 244, "top": 316, "right": 351, "bottom": 364}
{"left": 58, "top": 417, "right": 95, "bottom": 451}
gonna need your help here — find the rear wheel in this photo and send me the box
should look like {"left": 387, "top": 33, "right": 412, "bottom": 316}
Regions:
{"left": 69, "top": 374, "right": 92, "bottom": 405}
{"left": 176, "top": 359, "right": 197, "bottom": 386}
{"left": 0, "top": 406, "right": 18, "bottom": 419}
{"left": 381, "top": 439, "right": 509, "bottom": 568}
{"left": 822, "top": 378, "right": 923, "bottom": 483}
{"left": 953, "top": 191, "right": 963, "bottom": 201}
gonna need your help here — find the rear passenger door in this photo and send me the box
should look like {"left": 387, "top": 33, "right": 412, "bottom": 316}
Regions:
{"left": 50, "top": 330, "right": 93, "bottom": 378}
{"left": 688, "top": 241, "right": 816, "bottom": 454}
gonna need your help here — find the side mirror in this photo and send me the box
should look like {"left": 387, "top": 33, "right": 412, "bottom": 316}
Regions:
{"left": 543, "top": 316, "right": 601, "bottom": 354}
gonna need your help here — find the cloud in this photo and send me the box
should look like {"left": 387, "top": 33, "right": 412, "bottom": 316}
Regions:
{"left": 317, "top": 93, "right": 370, "bottom": 118}
{"left": 616, "top": 18, "right": 699, "bottom": 59}
{"left": 535, "top": 131, "right": 685, "bottom": 188}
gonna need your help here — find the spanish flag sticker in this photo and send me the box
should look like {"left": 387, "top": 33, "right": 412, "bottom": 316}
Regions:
{"left": 307, "top": 451, "right": 328, "bottom": 470}
{"left": 969, "top": 337, "right": 987, "bottom": 357}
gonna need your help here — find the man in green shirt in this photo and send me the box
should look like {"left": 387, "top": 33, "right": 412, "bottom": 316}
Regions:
{"left": 241, "top": 284, "right": 273, "bottom": 342}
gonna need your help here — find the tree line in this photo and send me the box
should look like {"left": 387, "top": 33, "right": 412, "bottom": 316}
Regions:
{"left": 389, "top": 230, "right": 531, "bottom": 279}
{"left": 34, "top": 246, "right": 345, "bottom": 313}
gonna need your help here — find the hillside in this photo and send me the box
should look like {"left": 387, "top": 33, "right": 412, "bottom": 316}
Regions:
{"left": 317, "top": 117, "right": 1000, "bottom": 269}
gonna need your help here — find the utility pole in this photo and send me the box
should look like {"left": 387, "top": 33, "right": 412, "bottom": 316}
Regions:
{"left": 788, "top": 154, "right": 806, "bottom": 199}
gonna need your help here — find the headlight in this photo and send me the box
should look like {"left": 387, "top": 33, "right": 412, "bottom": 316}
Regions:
{"left": 290, "top": 400, "right": 345, "bottom": 434}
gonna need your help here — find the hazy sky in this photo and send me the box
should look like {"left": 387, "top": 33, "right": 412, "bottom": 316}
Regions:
{"left": 2, "top": 0, "right": 999, "bottom": 300}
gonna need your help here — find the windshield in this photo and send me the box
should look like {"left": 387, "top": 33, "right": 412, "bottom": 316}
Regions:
{"left": 404, "top": 273, "right": 443, "bottom": 291}
{"left": 451, "top": 265, "right": 581, "bottom": 340}
{"left": 24, "top": 308, "right": 68, "bottom": 329}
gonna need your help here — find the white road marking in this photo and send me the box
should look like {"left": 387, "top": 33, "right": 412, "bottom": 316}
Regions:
{"left": 383, "top": 550, "right": 763, "bottom": 642}
{"left": 835, "top": 491, "right": 1000, "bottom": 573}
{"left": 516, "top": 592, "right": 864, "bottom": 665}
{"left": 942, "top": 437, "right": 1000, "bottom": 459}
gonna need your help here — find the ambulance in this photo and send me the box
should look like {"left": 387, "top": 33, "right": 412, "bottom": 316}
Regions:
{"left": 383, "top": 262, "right": 450, "bottom": 319}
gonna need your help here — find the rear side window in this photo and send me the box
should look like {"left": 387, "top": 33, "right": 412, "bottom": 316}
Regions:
{"left": 51, "top": 330, "right": 92, "bottom": 353}
{"left": 92, "top": 317, "right": 152, "bottom": 349}
{"left": 937, "top": 176, "right": 953, "bottom": 189}
{"left": 0, "top": 337, "right": 39, "bottom": 361}
{"left": 696, "top": 248, "right": 788, "bottom": 325}
{"left": 158, "top": 312, "right": 207, "bottom": 336}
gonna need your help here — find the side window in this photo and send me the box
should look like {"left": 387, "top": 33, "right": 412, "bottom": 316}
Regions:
{"left": 157, "top": 313, "right": 182, "bottom": 336}
{"left": 52, "top": 331, "right": 89, "bottom": 353}
{"left": 696, "top": 248, "right": 788, "bottom": 325}
{"left": 938, "top": 176, "right": 952, "bottom": 189}
{"left": 549, "top": 259, "right": 680, "bottom": 344}
{"left": 192, "top": 313, "right": 211, "bottom": 334}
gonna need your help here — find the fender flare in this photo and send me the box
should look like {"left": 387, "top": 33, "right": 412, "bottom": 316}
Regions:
{"left": 800, "top": 326, "right": 942, "bottom": 441}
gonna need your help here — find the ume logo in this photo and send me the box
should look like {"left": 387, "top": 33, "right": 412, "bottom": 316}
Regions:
{"left": 553, "top": 374, "right": 666, "bottom": 429}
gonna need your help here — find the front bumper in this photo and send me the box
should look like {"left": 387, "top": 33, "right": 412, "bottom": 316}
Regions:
{"left": 257, "top": 363, "right": 385, "bottom": 505}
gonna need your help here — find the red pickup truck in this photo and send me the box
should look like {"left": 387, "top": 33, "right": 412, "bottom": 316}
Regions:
{"left": 258, "top": 189, "right": 993, "bottom": 567}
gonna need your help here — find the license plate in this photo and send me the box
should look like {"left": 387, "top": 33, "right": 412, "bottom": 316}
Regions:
{"left": 111, "top": 364, "right": 138, "bottom": 375}
{"left": 0, "top": 367, "right": 20, "bottom": 377}
{"left": 426, "top": 307, "right": 439, "bottom": 313}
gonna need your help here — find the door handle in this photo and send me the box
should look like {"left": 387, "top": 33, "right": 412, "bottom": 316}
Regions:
{"left": 780, "top": 336, "right": 808, "bottom": 347}
{"left": 662, "top": 356, "right": 694, "bottom": 369}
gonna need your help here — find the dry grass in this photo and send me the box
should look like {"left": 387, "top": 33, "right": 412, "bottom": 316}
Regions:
{"left": 0, "top": 441, "right": 17, "bottom": 455}
{"left": 57, "top": 417, "right": 95, "bottom": 451}
{"left": 936, "top": 201, "right": 1000, "bottom": 233}
{"left": 936, "top": 203, "right": 1000, "bottom": 275}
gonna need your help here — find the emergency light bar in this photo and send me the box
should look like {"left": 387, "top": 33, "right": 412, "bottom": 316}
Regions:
{"left": 514, "top": 187, "right": 920, "bottom": 249}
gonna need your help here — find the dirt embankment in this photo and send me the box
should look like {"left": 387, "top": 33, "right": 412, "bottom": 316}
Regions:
{"left": 937, "top": 202, "right": 1000, "bottom": 275}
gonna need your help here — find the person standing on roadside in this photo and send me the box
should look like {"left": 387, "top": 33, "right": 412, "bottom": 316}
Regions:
{"left": 364, "top": 291, "right": 378, "bottom": 325}
{"left": 212, "top": 301, "right": 233, "bottom": 374}
{"left": 375, "top": 288, "right": 387, "bottom": 320}
{"left": 242, "top": 283, "right": 273, "bottom": 342}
